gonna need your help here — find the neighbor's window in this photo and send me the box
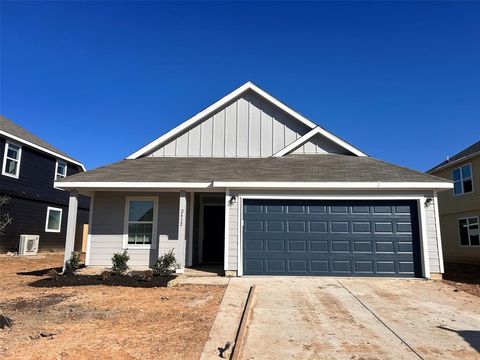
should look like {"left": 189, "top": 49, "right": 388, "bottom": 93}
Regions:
{"left": 458, "top": 217, "right": 479, "bottom": 246}
{"left": 2, "top": 141, "right": 22, "bottom": 178}
{"left": 453, "top": 164, "right": 473, "bottom": 195}
{"left": 125, "top": 198, "right": 157, "bottom": 246}
{"left": 55, "top": 160, "right": 67, "bottom": 180}
{"left": 45, "top": 207, "right": 62, "bottom": 232}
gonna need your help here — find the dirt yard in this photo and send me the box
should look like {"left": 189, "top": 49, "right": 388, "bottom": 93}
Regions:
{"left": 0, "top": 253, "right": 226, "bottom": 360}
{"left": 443, "top": 263, "right": 480, "bottom": 298}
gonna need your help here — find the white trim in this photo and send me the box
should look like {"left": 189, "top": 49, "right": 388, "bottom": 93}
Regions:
{"left": 236, "top": 194, "right": 431, "bottom": 278}
{"left": 433, "top": 191, "right": 444, "bottom": 273}
{"left": 54, "top": 181, "right": 213, "bottom": 189}
{"left": 452, "top": 163, "right": 474, "bottom": 196}
{"left": 224, "top": 189, "right": 230, "bottom": 271}
{"left": 457, "top": 216, "right": 480, "bottom": 247}
{"left": 2, "top": 140, "right": 22, "bottom": 179}
{"left": 126, "top": 82, "right": 367, "bottom": 159}
{"left": 45, "top": 206, "right": 63, "bottom": 233}
{"left": 428, "top": 150, "right": 480, "bottom": 173}
{"left": 122, "top": 196, "right": 158, "bottom": 250}
{"left": 273, "top": 127, "right": 322, "bottom": 157}
{"left": 85, "top": 193, "right": 95, "bottom": 266}
{"left": 178, "top": 191, "right": 187, "bottom": 271}
{"left": 418, "top": 198, "right": 431, "bottom": 278}
{"left": 55, "top": 159, "right": 68, "bottom": 180}
{"left": 213, "top": 181, "right": 453, "bottom": 190}
{"left": 187, "top": 192, "right": 195, "bottom": 267}
{"left": 0, "top": 130, "right": 86, "bottom": 171}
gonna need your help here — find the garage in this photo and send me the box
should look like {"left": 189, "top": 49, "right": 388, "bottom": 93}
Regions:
{"left": 243, "top": 199, "right": 422, "bottom": 277}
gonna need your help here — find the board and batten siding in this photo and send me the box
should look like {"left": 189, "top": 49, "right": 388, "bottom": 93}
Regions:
{"left": 89, "top": 191, "right": 187, "bottom": 267}
{"left": 149, "top": 91, "right": 350, "bottom": 158}
{"left": 225, "top": 190, "right": 443, "bottom": 276}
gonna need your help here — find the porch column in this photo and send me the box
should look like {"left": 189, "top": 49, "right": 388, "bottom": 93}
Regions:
{"left": 177, "top": 190, "right": 187, "bottom": 273}
{"left": 63, "top": 190, "right": 79, "bottom": 271}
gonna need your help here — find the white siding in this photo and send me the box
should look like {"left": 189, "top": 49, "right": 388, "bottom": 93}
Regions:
{"left": 149, "top": 90, "right": 352, "bottom": 158}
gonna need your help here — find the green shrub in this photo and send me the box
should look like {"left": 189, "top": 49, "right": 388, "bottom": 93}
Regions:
{"left": 152, "top": 249, "right": 178, "bottom": 276}
{"left": 111, "top": 251, "right": 130, "bottom": 275}
{"left": 63, "top": 251, "right": 81, "bottom": 276}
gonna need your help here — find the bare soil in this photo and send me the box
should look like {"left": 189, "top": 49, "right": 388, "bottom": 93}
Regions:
{"left": 443, "top": 262, "right": 480, "bottom": 298}
{"left": 0, "top": 253, "right": 226, "bottom": 360}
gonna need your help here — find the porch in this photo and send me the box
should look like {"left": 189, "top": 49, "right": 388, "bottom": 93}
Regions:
{"left": 62, "top": 190, "right": 230, "bottom": 275}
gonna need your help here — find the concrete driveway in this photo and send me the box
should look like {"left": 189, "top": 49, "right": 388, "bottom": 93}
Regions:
{"left": 238, "top": 277, "right": 480, "bottom": 360}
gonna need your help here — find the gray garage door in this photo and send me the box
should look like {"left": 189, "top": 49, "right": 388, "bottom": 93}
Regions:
{"left": 243, "top": 199, "right": 421, "bottom": 277}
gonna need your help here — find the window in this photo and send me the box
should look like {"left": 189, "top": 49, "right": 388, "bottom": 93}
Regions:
{"left": 2, "top": 141, "right": 22, "bottom": 178}
{"left": 459, "top": 217, "right": 479, "bottom": 246}
{"left": 453, "top": 164, "right": 473, "bottom": 195}
{"left": 55, "top": 160, "right": 67, "bottom": 180}
{"left": 124, "top": 197, "right": 157, "bottom": 248}
{"left": 45, "top": 207, "right": 62, "bottom": 232}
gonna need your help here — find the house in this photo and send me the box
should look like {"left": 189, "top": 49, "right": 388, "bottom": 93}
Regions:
{"left": 427, "top": 141, "right": 480, "bottom": 265}
{"left": 0, "top": 116, "right": 89, "bottom": 252}
{"left": 56, "top": 82, "right": 452, "bottom": 278}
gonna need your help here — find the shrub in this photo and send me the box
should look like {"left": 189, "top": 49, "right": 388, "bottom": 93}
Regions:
{"left": 63, "top": 251, "right": 81, "bottom": 276}
{"left": 111, "top": 251, "right": 130, "bottom": 275}
{"left": 152, "top": 249, "right": 178, "bottom": 276}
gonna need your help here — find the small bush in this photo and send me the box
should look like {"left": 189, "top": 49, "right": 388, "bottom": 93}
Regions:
{"left": 63, "top": 251, "right": 81, "bottom": 276}
{"left": 152, "top": 249, "right": 178, "bottom": 276}
{"left": 111, "top": 251, "right": 130, "bottom": 275}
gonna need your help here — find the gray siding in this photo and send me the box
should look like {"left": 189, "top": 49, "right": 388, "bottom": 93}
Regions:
{"left": 226, "top": 190, "right": 442, "bottom": 276}
{"left": 150, "top": 91, "right": 349, "bottom": 158}
{"left": 89, "top": 191, "right": 181, "bottom": 267}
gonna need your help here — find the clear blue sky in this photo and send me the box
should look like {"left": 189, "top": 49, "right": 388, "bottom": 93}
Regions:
{"left": 1, "top": 1, "right": 479, "bottom": 171}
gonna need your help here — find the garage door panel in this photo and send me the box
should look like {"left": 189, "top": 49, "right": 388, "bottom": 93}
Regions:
{"left": 243, "top": 199, "right": 421, "bottom": 277}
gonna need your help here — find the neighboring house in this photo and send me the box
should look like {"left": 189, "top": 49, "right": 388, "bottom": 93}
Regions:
{"left": 56, "top": 82, "right": 452, "bottom": 278}
{"left": 0, "top": 116, "right": 90, "bottom": 252}
{"left": 427, "top": 141, "right": 480, "bottom": 265}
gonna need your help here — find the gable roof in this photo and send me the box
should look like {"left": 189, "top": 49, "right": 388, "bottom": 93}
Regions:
{"left": 57, "top": 154, "right": 451, "bottom": 191}
{"left": 427, "top": 140, "right": 480, "bottom": 173}
{"left": 0, "top": 115, "right": 86, "bottom": 170}
{"left": 126, "top": 82, "right": 367, "bottom": 159}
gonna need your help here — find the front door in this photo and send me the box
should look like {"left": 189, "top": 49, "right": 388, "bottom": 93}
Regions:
{"left": 203, "top": 205, "right": 225, "bottom": 263}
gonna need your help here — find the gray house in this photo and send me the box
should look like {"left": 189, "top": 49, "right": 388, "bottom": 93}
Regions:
{"left": 56, "top": 82, "right": 452, "bottom": 278}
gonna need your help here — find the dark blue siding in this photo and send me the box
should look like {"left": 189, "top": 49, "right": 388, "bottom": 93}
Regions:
{"left": 243, "top": 199, "right": 421, "bottom": 277}
{"left": 0, "top": 136, "right": 90, "bottom": 251}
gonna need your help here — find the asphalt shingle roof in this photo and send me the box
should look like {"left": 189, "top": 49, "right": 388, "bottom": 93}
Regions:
{"left": 0, "top": 115, "right": 81, "bottom": 163}
{"left": 59, "top": 155, "right": 449, "bottom": 184}
{"left": 428, "top": 140, "right": 480, "bottom": 173}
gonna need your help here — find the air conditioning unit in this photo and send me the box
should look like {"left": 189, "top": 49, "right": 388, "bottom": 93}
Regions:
{"left": 19, "top": 235, "right": 40, "bottom": 256}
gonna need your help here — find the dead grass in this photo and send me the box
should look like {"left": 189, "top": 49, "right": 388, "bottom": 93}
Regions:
{"left": 0, "top": 253, "right": 226, "bottom": 360}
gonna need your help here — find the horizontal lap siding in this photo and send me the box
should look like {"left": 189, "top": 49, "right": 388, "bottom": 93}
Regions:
{"left": 89, "top": 191, "right": 179, "bottom": 267}
{"left": 227, "top": 198, "right": 238, "bottom": 270}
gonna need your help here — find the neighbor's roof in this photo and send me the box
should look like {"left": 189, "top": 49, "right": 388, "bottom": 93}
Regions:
{"left": 428, "top": 140, "right": 480, "bottom": 173}
{"left": 57, "top": 155, "right": 451, "bottom": 189}
{"left": 0, "top": 115, "right": 85, "bottom": 170}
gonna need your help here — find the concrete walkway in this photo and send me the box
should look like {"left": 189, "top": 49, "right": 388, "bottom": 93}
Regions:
{"left": 236, "top": 277, "right": 480, "bottom": 360}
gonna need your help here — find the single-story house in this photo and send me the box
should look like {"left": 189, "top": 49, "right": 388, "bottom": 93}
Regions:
{"left": 56, "top": 82, "right": 452, "bottom": 278}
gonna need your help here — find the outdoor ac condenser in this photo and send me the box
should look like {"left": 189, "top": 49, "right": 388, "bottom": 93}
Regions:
{"left": 18, "top": 235, "right": 40, "bottom": 256}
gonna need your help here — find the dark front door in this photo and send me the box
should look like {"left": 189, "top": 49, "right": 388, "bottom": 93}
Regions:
{"left": 243, "top": 199, "right": 421, "bottom": 277}
{"left": 203, "top": 206, "right": 225, "bottom": 263}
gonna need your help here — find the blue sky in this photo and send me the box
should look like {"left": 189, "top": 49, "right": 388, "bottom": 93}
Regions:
{"left": 1, "top": 1, "right": 479, "bottom": 171}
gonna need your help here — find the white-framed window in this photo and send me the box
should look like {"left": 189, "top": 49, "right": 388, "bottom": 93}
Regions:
{"left": 2, "top": 141, "right": 22, "bottom": 178}
{"left": 452, "top": 164, "right": 473, "bottom": 195}
{"left": 123, "top": 197, "right": 158, "bottom": 249}
{"left": 55, "top": 160, "right": 67, "bottom": 180}
{"left": 458, "top": 217, "right": 479, "bottom": 246}
{"left": 45, "top": 207, "right": 63, "bottom": 233}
